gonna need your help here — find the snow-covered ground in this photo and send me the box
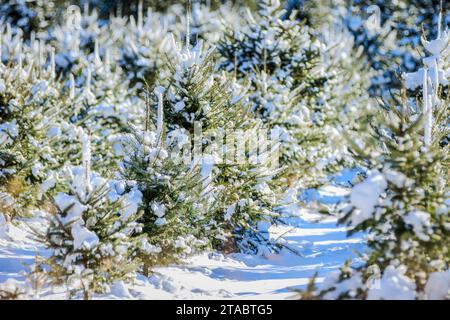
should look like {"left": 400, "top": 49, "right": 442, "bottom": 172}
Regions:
{"left": 0, "top": 186, "right": 365, "bottom": 299}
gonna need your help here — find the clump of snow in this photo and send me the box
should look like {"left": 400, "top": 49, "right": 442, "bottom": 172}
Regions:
{"left": 349, "top": 171, "right": 387, "bottom": 225}
{"left": 0, "top": 278, "right": 27, "bottom": 299}
{"left": 383, "top": 169, "right": 412, "bottom": 188}
{"left": 110, "top": 281, "right": 132, "bottom": 299}
{"left": 321, "top": 270, "right": 364, "bottom": 299}
{"left": 54, "top": 193, "right": 86, "bottom": 224}
{"left": 367, "top": 265, "right": 416, "bottom": 300}
{"left": 122, "top": 188, "right": 142, "bottom": 221}
{"left": 424, "top": 269, "right": 450, "bottom": 300}
{"left": 71, "top": 223, "right": 99, "bottom": 250}
{"left": 151, "top": 202, "right": 166, "bottom": 218}
{"left": 403, "top": 211, "right": 432, "bottom": 241}
{"left": 0, "top": 120, "right": 18, "bottom": 146}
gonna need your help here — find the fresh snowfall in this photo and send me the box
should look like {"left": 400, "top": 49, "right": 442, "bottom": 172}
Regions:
{"left": 0, "top": 0, "right": 449, "bottom": 300}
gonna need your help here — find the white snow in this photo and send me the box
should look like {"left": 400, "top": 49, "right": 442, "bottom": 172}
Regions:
{"left": 349, "top": 171, "right": 387, "bottom": 225}
{"left": 367, "top": 265, "right": 417, "bottom": 300}
{"left": 71, "top": 223, "right": 99, "bottom": 251}
{"left": 54, "top": 193, "right": 86, "bottom": 224}
{"left": 424, "top": 270, "right": 450, "bottom": 300}
{"left": 403, "top": 211, "right": 432, "bottom": 241}
{"left": 0, "top": 187, "right": 366, "bottom": 299}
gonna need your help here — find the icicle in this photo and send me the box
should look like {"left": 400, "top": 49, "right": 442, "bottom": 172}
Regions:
{"left": 138, "top": 0, "right": 143, "bottom": 33}
{"left": 85, "top": 66, "right": 92, "bottom": 94}
{"left": 433, "top": 58, "right": 439, "bottom": 94}
{"left": 129, "top": 16, "right": 136, "bottom": 31}
{"left": 426, "top": 82, "right": 433, "bottom": 147}
{"left": 17, "top": 49, "right": 22, "bottom": 84}
{"left": 438, "top": 0, "right": 443, "bottom": 39}
{"left": 38, "top": 40, "right": 43, "bottom": 76}
{"left": 69, "top": 73, "right": 75, "bottom": 100}
{"left": 5, "top": 23, "right": 11, "bottom": 43}
{"left": 234, "top": 52, "right": 238, "bottom": 80}
{"left": 186, "top": 0, "right": 191, "bottom": 48}
{"left": 104, "top": 48, "right": 110, "bottom": 67}
{"left": 94, "top": 38, "right": 101, "bottom": 65}
{"left": 30, "top": 31, "right": 35, "bottom": 49}
{"left": 83, "top": 2, "right": 89, "bottom": 19}
{"left": 83, "top": 66, "right": 95, "bottom": 103}
{"left": 155, "top": 89, "right": 165, "bottom": 144}
{"left": 423, "top": 68, "right": 428, "bottom": 113}
{"left": 422, "top": 68, "right": 431, "bottom": 146}
{"left": 80, "top": 130, "right": 92, "bottom": 199}
{"left": 50, "top": 47, "right": 56, "bottom": 79}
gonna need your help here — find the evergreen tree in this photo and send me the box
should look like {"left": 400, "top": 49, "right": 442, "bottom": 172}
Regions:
{"left": 159, "top": 39, "right": 282, "bottom": 253}
{"left": 0, "top": 0, "right": 61, "bottom": 37}
{"left": 41, "top": 132, "right": 145, "bottom": 299}
{"left": 120, "top": 88, "right": 210, "bottom": 274}
{"left": 300, "top": 25, "right": 449, "bottom": 299}
{"left": 0, "top": 39, "right": 67, "bottom": 219}
{"left": 217, "top": 0, "right": 372, "bottom": 193}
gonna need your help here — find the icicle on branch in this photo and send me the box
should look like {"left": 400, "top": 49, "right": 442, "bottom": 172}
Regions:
{"left": 155, "top": 87, "right": 165, "bottom": 146}
{"left": 80, "top": 129, "right": 92, "bottom": 200}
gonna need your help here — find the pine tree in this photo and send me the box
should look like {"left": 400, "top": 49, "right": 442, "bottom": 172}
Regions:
{"left": 158, "top": 38, "right": 282, "bottom": 253}
{"left": 217, "top": 0, "right": 370, "bottom": 193}
{"left": 41, "top": 132, "right": 145, "bottom": 299}
{"left": 120, "top": 88, "right": 210, "bottom": 274}
{"left": 0, "top": 0, "right": 59, "bottom": 37}
{"left": 301, "top": 25, "right": 449, "bottom": 299}
{"left": 0, "top": 37, "right": 67, "bottom": 219}
{"left": 218, "top": 0, "right": 326, "bottom": 93}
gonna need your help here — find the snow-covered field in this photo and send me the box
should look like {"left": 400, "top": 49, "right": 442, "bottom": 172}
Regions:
{"left": 0, "top": 186, "right": 364, "bottom": 299}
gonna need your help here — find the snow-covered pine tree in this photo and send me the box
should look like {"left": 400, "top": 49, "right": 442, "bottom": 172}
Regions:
{"left": 120, "top": 87, "right": 210, "bottom": 274}
{"left": 158, "top": 38, "right": 281, "bottom": 253}
{"left": 343, "top": 0, "right": 449, "bottom": 95}
{"left": 42, "top": 132, "right": 144, "bottom": 300}
{"left": 0, "top": 0, "right": 59, "bottom": 37}
{"left": 217, "top": 0, "right": 325, "bottom": 186}
{"left": 68, "top": 52, "right": 144, "bottom": 174}
{"left": 300, "top": 24, "right": 449, "bottom": 300}
{"left": 48, "top": 8, "right": 147, "bottom": 175}
{"left": 116, "top": 7, "right": 175, "bottom": 89}
{"left": 217, "top": 0, "right": 366, "bottom": 194}
{"left": 0, "top": 34, "right": 67, "bottom": 219}
{"left": 218, "top": 0, "right": 326, "bottom": 95}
